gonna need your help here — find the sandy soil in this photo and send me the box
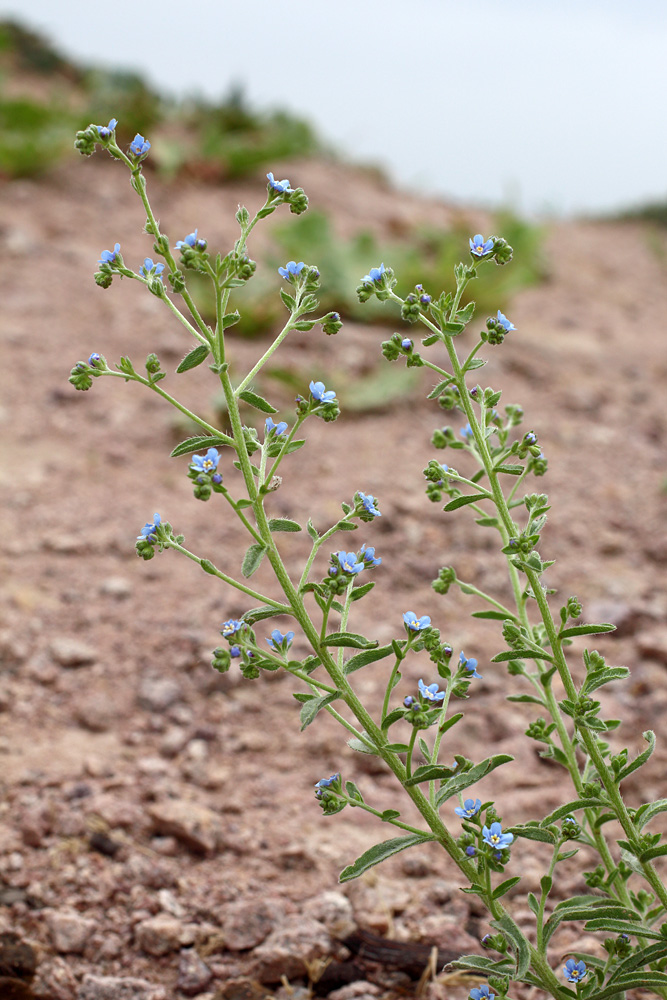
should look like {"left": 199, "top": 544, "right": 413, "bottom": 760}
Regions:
{"left": 1, "top": 155, "right": 667, "bottom": 999}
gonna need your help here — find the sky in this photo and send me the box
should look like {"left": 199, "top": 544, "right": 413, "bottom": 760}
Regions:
{"left": 2, "top": 0, "right": 666, "bottom": 217}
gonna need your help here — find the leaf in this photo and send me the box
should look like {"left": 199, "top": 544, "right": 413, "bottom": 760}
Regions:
{"left": 242, "top": 604, "right": 288, "bottom": 624}
{"left": 592, "top": 976, "right": 667, "bottom": 1000}
{"left": 280, "top": 288, "right": 296, "bottom": 311}
{"left": 635, "top": 798, "right": 667, "bottom": 831}
{"left": 176, "top": 343, "right": 209, "bottom": 373}
{"left": 442, "top": 320, "right": 465, "bottom": 335}
{"left": 559, "top": 623, "right": 616, "bottom": 639}
{"left": 242, "top": 543, "right": 266, "bottom": 578}
{"left": 447, "top": 955, "right": 515, "bottom": 975}
{"left": 347, "top": 732, "right": 379, "bottom": 755}
{"left": 584, "top": 918, "right": 662, "bottom": 939}
{"left": 583, "top": 666, "right": 631, "bottom": 693}
{"left": 323, "top": 632, "right": 378, "bottom": 649}
{"left": 344, "top": 644, "right": 394, "bottom": 674}
{"left": 492, "top": 649, "right": 554, "bottom": 662}
{"left": 222, "top": 310, "right": 241, "bottom": 328}
{"left": 494, "top": 464, "right": 524, "bottom": 475}
{"left": 381, "top": 809, "right": 401, "bottom": 822}
{"left": 405, "top": 764, "right": 455, "bottom": 787}
{"left": 506, "top": 695, "right": 546, "bottom": 706}
{"left": 339, "top": 833, "right": 436, "bottom": 883}
{"left": 540, "top": 798, "right": 607, "bottom": 825}
{"left": 385, "top": 742, "right": 410, "bottom": 752}
{"left": 307, "top": 518, "right": 319, "bottom": 541}
{"left": 285, "top": 438, "right": 306, "bottom": 454}
{"left": 345, "top": 780, "right": 364, "bottom": 803}
{"left": 170, "top": 434, "right": 233, "bottom": 457}
{"left": 639, "top": 844, "right": 667, "bottom": 862}
{"left": 422, "top": 333, "right": 441, "bottom": 346}
{"left": 607, "top": 941, "right": 667, "bottom": 982}
{"left": 508, "top": 825, "right": 556, "bottom": 845}
{"left": 300, "top": 690, "right": 341, "bottom": 730}
{"left": 435, "top": 754, "right": 514, "bottom": 805}
{"left": 268, "top": 517, "right": 302, "bottom": 532}
{"left": 444, "top": 494, "right": 488, "bottom": 511}
{"left": 351, "top": 581, "right": 375, "bottom": 601}
{"left": 472, "top": 610, "right": 513, "bottom": 620}
{"left": 617, "top": 730, "right": 655, "bottom": 781}
{"left": 427, "top": 378, "right": 454, "bottom": 399}
{"left": 490, "top": 911, "right": 530, "bottom": 978}
{"left": 464, "top": 358, "right": 486, "bottom": 371}
{"left": 493, "top": 876, "right": 521, "bottom": 899}
{"left": 439, "top": 712, "right": 463, "bottom": 735}
{"left": 457, "top": 300, "right": 476, "bottom": 322}
{"left": 238, "top": 389, "right": 278, "bottom": 414}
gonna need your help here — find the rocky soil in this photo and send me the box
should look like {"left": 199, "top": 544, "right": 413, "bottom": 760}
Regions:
{"left": 1, "top": 154, "right": 667, "bottom": 999}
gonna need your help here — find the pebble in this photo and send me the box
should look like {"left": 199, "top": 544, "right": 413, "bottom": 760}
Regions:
{"left": 251, "top": 916, "right": 334, "bottom": 984}
{"left": 176, "top": 948, "right": 213, "bottom": 996}
{"left": 328, "top": 984, "right": 382, "bottom": 1000}
{"left": 137, "top": 676, "right": 183, "bottom": 713}
{"left": 302, "top": 892, "right": 356, "bottom": 938}
{"left": 49, "top": 637, "right": 97, "bottom": 668}
{"left": 147, "top": 799, "right": 221, "bottom": 854}
{"left": 221, "top": 898, "right": 277, "bottom": 950}
{"left": 77, "top": 974, "right": 167, "bottom": 1000}
{"left": 74, "top": 693, "right": 118, "bottom": 732}
{"left": 159, "top": 726, "right": 189, "bottom": 758}
{"left": 46, "top": 908, "right": 96, "bottom": 954}
{"left": 99, "top": 576, "right": 133, "bottom": 599}
{"left": 135, "top": 914, "right": 184, "bottom": 956}
{"left": 637, "top": 627, "right": 667, "bottom": 665}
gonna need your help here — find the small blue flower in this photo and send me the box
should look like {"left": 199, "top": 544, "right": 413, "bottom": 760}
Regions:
{"left": 459, "top": 651, "right": 482, "bottom": 679}
{"left": 460, "top": 423, "right": 473, "bottom": 441}
{"left": 362, "top": 263, "right": 386, "bottom": 283}
{"left": 220, "top": 619, "right": 242, "bottom": 638}
{"left": 97, "top": 118, "right": 117, "bottom": 139}
{"left": 337, "top": 551, "right": 365, "bottom": 575}
{"left": 403, "top": 612, "right": 431, "bottom": 632}
{"left": 265, "top": 417, "right": 288, "bottom": 437}
{"left": 212, "top": 473, "right": 223, "bottom": 484}
{"left": 230, "top": 645, "right": 241, "bottom": 657}
{"left": 455, "top": 798, "right": 482, "bottom": 819}
{"left": 191, "top": 448, "right": 220, "bottom": 474}
{"left": 176, "top": 230, "right": 206, "bottom": 250}
{"left": 469, "top": 234, "right": 494, "bottom": 258}
{"left": 140, "top": 258, "right": 164, "bottom": 278}
{"left": 496, "top": 309, "right": 515, "bottom": 332}
{"left": 266, "top": 628, "right": 295, "bottom": 650}
{"left": 401, "top": 338, "right": 413, "bottom": 350}
{"left": 138, "top": 512, "right": 161, "bottom": 542}
{"left": 418, "top": 678, "right": 445, "bottom": 702}
{"left": 130, "top": 133, "right": 151, "bottom": 156}
{"left": 563, "top": 959, "right": 587, "bottom": 983}
{"left": 465, "top": 845, "right": 477, "bottom": 857}
{"left": 470, "top": 986, "right": 495, "bottom": 1000}
{"left": 358, "top": 492, "right": 381, "bottom": 518}
{"left": 403, "top": 696, "right": 415, "bottom": 708}
{"left": 359, "top": 544, "right": 381, "bottom": 568}
{"left": 88, "top": 353, "right": 101, "bottom": 366}
{"left": 420, "top": 293, "right": 432, "bottom": 305}
{"left": 482, "top": 822, "right": 514, "bottom": 849}
{"left": 98, "top": 242, "right": 120, "bottom": 265}
{"left": 309, "top": 380, "right": 337, "bottom": 403}
{"left": 278, "top": 260, "right": 305, "bottom": 279}
{"left": 267, "top": 172, "right": 292, "bottom": 193}
{"left": 314, "top": 772, "right": 340, "bottom": 798}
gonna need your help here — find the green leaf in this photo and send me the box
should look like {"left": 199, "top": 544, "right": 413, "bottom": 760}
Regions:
{"left": 490, "top": 911, "right": 530, "bottom": 978}
{"left": 222, "top": 310, "right": 241, "bottom": 328}
{"left": 447, "top": 955, "right": 515, "bottom": 976}
{"left": 421, "top": 333, "right": 441, "bottom": 346}
{"left": 351, "top": 581, "right": 375, "bottom": 601}
{"left": 176, "top": 343, "right": 209, "bottom": 373}
{"left": 323, "top": 632, "right": 378, "bottom": 649}
{"left": 200, "top": 559, "right": 217, "bottom": 575}
{"left": 444, "top": 494, "right": 489, "bottom": 511}
{"left": 559, "top": 623, "right": 616, "bottom": 639}
{"left": 635, "top": 798, "right": 667, "bottom": 831}
{"left": 582, "top": 666, "right": 631, "bottom": 693}
{"left": 607, "top": 941, "right": 667, "bottom": 982}
{"left": 435, "top": 754, "right": 514, "bottom": 806}
{"left": 494, "top": 464, "right": 524, "bottom": 475}
{"left": 442, "top": 320, "right": 465, "bottom": 335}
{"left": 300, "top": 690, "right": 341, "bottom": 730}
{"left": 285, "top": 438, "right": 306, "bottom": 454}
{"left": 617, "top": 730, "right": 655, "bottom": 781}
{"left": 472, "top": 610, "right": 513, "bottom": 620}
{"left": 268, "top": 517, "right": 302, "bottom": 532}
{"left": 439, "top": 712, "right": 463, "bottom": 735}
{"left": 345, "top": 780, "right": 364, "bottom": 803}
{"left": 492, "top": 649, "right": 554, "bottom": 662}
{"left": 241, "top": 604, "right": 288, "bottom": 624}
{"left": 339, "top": 833, "right": 436, "bottom": 883}
{"left": 381, "top": 707, "right": 405, "bottom": 731}
{"left": 464, "top": 357, "right": 487, "bottom": 371}
{"left": 508, "top": 825, "right": 556, "bottom": 845}
{"left": 242, "top": 543, "right": 266, "bottom": 578}
{"left": 427, "top": 378, "right": 454, "bottom": 399}
{"left": 506, "top": 694, "right": 546, "bottom": 705}
{"left": 639, "top": 843, "right": 667, "bottom": 862}
{"left": 280, "top": 288, "right": 296, "bottom": 311}
{"left": 238, "top": 389, "right": 278, "bottom": 414}
{"left": 344, "top": 644, "right": 394, "bottom": 674}
{"left": 584, "top": 918, "right": 662, "bottom": 939}
{"left": 540, "top": 799, "right": 607, "bottom": 825}
{"left": 170, "top": 434, "right": 233, "bottom": 458}
{"left": 381, "top": 809, "right": 401, "bottom": 822}
{"left": 336, "top": 520, "right": 358, "bottom": 531}
{"left": 492, "top": 876, "right": 521, "bottom": 900}
{"left": 457, "top": 300, "right": 476, "bottom": 322}
{"left": 306, "top": 518, "right": 319, "bottom": 541}
{"left": 347, "top": 732, "right": 379, "bottom": 754}
{"left": 385, "top": 742, "right": 410, "bottom": 752}
{"left": 405, "top": 764, "right": 455, "bottom": 787}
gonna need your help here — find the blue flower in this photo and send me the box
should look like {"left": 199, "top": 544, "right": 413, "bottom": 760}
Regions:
{"left": 266, "top": 628, "right": 295, "bottom": 650}
{"left": 267, "top": 172, "right": 292, "bottom": 193}
{"left": 220, "top": 619, "right": 242, "bottom": 638}
{"left": 140, "top": 258, "right": 164, "bottom": 278}
{"left": 563, "top": 959, "right": 587, "bottom": 983}
{"left": 470, "top": 986, "right": 495, "bottom": 1000}
{"left": 278, "top": 260, "right": 305, "bottom": 279}
{"left": 129, "top": 134, "right": 151, "bottom": 156}
{"left": 420, "top": 293, "right": 432, "bottom": 305}
{"left": 403, "top": 696, "right": 415, "bottom": 708}
{"left": 459, "top": 651, "right": 482, "bottom": 679}
{"left": 190, "top": 448, "right": 220, "bottom": 474}
{"left": 469, "top": 234, "right": 494, "bottom": 258}
{"left": 359, "top": 544, "right": 381, "bottom": 568}
{"left": 97, "top": 118, "right": 118, "bottom": 139}
{"left": 358, "top": 492, "right": 381, "bottom": 518}
{"left": 465, "top": 845, "right": 477, "bottom": 857}
{"left": 482, "top": 822, "right": 514, "bottom": 849}
{"left": 137, "top": 512, "right": 161, "bottom": 542}
{"left": 265, "top": 417, "right": 288, "bottom": 436}
{"left": 362, "top": 263, "right": 386, "bottom": 283}
{"left": 455, "top": 798, "right": 482, "bottom": 819}
{"left": 99, "top": 242, "right": 120, "bottom": 265}
{"left": 309, "top": 380, "right": 337, "bottom": 403}
{"left": 403, "top": 612, "right": 431, "bottom": 632}
{"left": 88, "top": 353, "right": 101, "bottom": 366}
{"left": 496, "top": 309, "right": 515, "bottom": 332}
{"left": 418, "top": 678, "right": 445, "bottom": 702}
{"left": 315, "top": 772, "right": 340, "bottom": 797}
{"left": 460, "top": 423, "right": 473, "bottom": 441}
{"left": 337, "top": 551, "right": 365, "bottom": 575}
{"left": 230, "top": 645, "right": 241, "bottom": 657}
{"left": 176, "top": 230, "right": 205, "bottom": 250}
{"left": 401, "top": 338, "right": 413, "bottom": 350}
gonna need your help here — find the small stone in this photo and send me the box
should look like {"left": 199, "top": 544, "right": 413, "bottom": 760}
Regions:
{"left": 19, "top": 805, "right": 50, "bottom": 848}
{"left": 77, "top": 974, "right": 167, "bottom": 1000}
{"left": 251, "top": 916, "right": 334, "bottom": 984}
{"left": 99, "top": 577, "right": 132, "bottom": 599}
{"left": 401, "top": 854, "right": 434, "bottom": 878}
{"left": 32, "top": 957, "right": 78, "bottom": 1000}
{"left": 302, "top": 892, "right": 355, "bottom": 938}
{"left": 328, "top": 983, "right": 382, "bottom": 1000}
{"left": 74, "top": 693, "right": 118, "bottom": 732}
{"left": 637, "top": 627, "right": 667, "bottom": 665}
{"left": 135, "top": 915, "right": 183, "bottom": 957}
{"left": 176, "top": 948, "right": 213, "bottom": 996}
{"left": 49, "top": 638, "right": 97, "bottom": 668}
{"left": 157, "top": 888, "right": 185, "bottom": 918}
{"left": 221, "top": 898, "right": 278, "bottom": 950}
{"left": 147, "top": 799, "right": 221, "bottom": 854}
{"left": 159, "top": 727, "right": 189, "bottom": 758}
{"left": 44, "top": 533, "right": 85, "bottom": 554}
{"left": 137, "top": 677, "right": 183, "bottom": 713}
{"left": 46, "top": 908, "right": 96, "bottom": 954}
{"left": 0, "top": 631, "right": 30, "bottom": 665}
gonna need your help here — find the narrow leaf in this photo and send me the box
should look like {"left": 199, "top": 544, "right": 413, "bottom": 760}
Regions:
{"left": 464, "top": 358, "right": 486, "bottom": 370}
{"left": 540, "top": 799, "right": 607, "bottom": 825}
{"left": 238, "top": 389, "right": 278, "bottom": 414}
{"left": 222, "top": 310, "right": 241, "bottom": 329}
{"left": 506, "top": 695, "right": 546, "bottom": 705}
{"left": 635, "top": 798, "right": 667, "bottom": 831}
{"left": 509, "top": 825, "right": 556, "bottom": 845}
{"left": 323, "top": 632, "right": 378, "bottom": 649}
{"left": 268, "top": 517, "right": 302, "bottom": 532}
{"left": 436, "top": 754, "right": 514, "bottom": 805}
{"left": 345, "top": 780, "right": 364, "bottom": 803}
{"left": 444, "top": 494, "right": 488, "bottom": 511}
{"left": 584, "top": 918, "right": 662, "bottom": 939}
{"left": 242, "top": 604, "right": 288, "bottom": 624}
{"left": 439, "top": 711, "right": 464, "bottom": 735}
{"left": 351, "top": 581, "right": 375, "bottom": 601}
{"left": 490, "top": 912, "right": 530, "bottom": 978}
{"left": 242, "top": 543, "right": 266, "bottom": 578}
{"left": 307, "top": 518, "right": 319, "bottom": 541}
{"left": 339, "top": 833, "right": 436, "bottom": 883}
{"left": 176, "top": 344, "right": 209, "bottom": 373}
{"left": 405, "top": 764, "right": 454, "bottom": 787}
{"left": 381, "top": 809, "right": 401, "bottom": 822}
{"left": 171, "top": 433, "right": 233, "bottom": 457}
{"left": 472, "top": 610, "right": 513, "bottom": 620}
{"left": 280, "top": 288, "right": 296, "bottom": 310}
{"left": 492, "top": 649, "right": 554, "bottom": 662}
{"left": 493, "top": 876, "right": 521, "bottom": 900}
{"left": 344, "top": 644, "right": 394, "bottom": 674}
{"left": 560, "top": 623, "right": 616, "bottom": 639}
{"left": 618, "top": 730, "right": 655, "bottom": 782}
{"left": 300, "top": 690, "right": 341, "bottom": 730}
{"left": 427, "top": 378, "right": 454, "bottom": 399}
{"left": 494, "top": 464, "right": 524, "bottom": 475}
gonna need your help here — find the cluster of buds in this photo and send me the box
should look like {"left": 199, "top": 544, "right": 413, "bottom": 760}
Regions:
{"left": 356, "top": 262, "right": 396, "bottom": 303}
{"left": 295, "top": 380, "right": 340, "bottom": 423}
{"left": 400, "top": 283, "right": 432, "bottom": 323}
{"left": 482, "top": 309, "right": 516, "bottom": 345}
{"left": 468, "top": 234, "right": 514, "bottom": 266}
{"left": 380, "top": 331, "right": 424, "bottom": 367}
{"left": 187, "top": 448, "right": 224, "bottom": 501}
{"left": 264, "top": 172, "right": 308, "bottom": 215}
{"left": 314, "top": 773, "right": 346, "bottom": 815}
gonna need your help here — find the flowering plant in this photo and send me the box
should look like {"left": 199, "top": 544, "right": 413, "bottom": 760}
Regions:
{"left": 70, "top": 118, "right": 667, "bottom": 1000}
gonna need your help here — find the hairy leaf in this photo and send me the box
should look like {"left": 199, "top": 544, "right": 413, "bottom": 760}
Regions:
{"left": 339, "top": 833, "right": 436, "bottom": 882}
{"left": 176, "top": 343, "right": 209, "bottom": 373}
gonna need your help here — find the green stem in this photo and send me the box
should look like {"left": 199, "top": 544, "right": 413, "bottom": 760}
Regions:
{"left": 103, "top": 371, "right": 230, "bottom": 441}
{"left": 235, "top": 317, "right": 295, "bottom": 395}
{"left": 163, "top": 539, "right": 288, "bottom": 611}
{"left": 453, "top": 577, "right": 519, "bottom": 621}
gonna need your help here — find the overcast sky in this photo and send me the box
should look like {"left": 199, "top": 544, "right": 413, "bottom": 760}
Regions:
{"left": 3, "top": 0, "right": 666, "bottom": 216}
